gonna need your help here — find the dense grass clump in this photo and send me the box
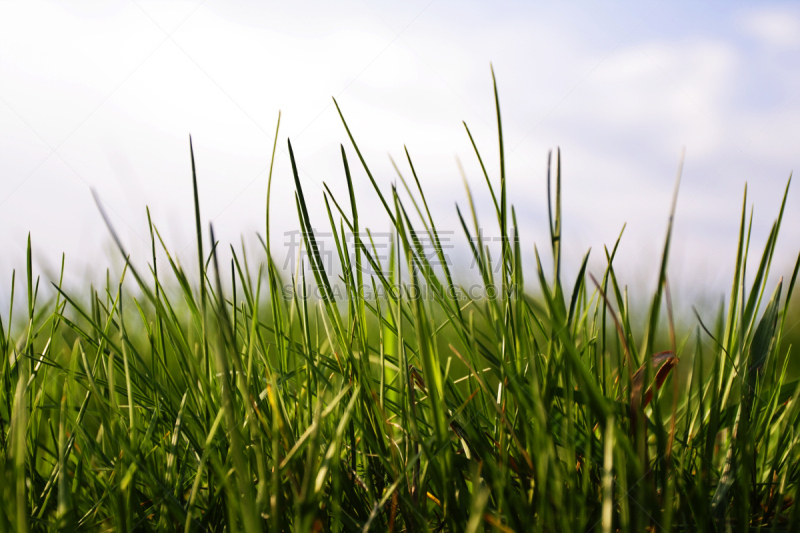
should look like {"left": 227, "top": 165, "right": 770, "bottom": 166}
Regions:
{"left": 1, "top": 74, "right": 799, "bottom": 532}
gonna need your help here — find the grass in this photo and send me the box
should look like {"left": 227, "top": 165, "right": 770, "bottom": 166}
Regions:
{"left": 1, "top": 73, "right": 799, "bottom": 532}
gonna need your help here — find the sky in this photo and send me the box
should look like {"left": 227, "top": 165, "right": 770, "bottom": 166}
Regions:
{"left": 1, "top": 0, "right": 799, "bottom": 312}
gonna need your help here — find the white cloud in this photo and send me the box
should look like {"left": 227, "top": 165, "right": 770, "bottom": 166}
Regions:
{"left": 742, "top": 6, "right": 800, "bottom": 49}
{"left": 0, "top": 1, "right": 798, "bottom": 303}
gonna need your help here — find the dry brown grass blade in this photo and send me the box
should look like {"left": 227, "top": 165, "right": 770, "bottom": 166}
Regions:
{"left": 630, "top": 351, "right": 678, "bottom": 411}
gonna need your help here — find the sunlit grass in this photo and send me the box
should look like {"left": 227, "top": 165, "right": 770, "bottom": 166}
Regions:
{"left": 1, "top": 72, "right": 799, "bottom": 532}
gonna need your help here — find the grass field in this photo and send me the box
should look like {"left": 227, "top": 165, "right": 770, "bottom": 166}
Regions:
{"left": 1, "top": 75, "right": 799, "bottom": 532}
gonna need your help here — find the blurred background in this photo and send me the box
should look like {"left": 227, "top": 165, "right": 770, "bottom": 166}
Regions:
{"left": 1, "top": 0, "right": 799, "bottom": 323}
